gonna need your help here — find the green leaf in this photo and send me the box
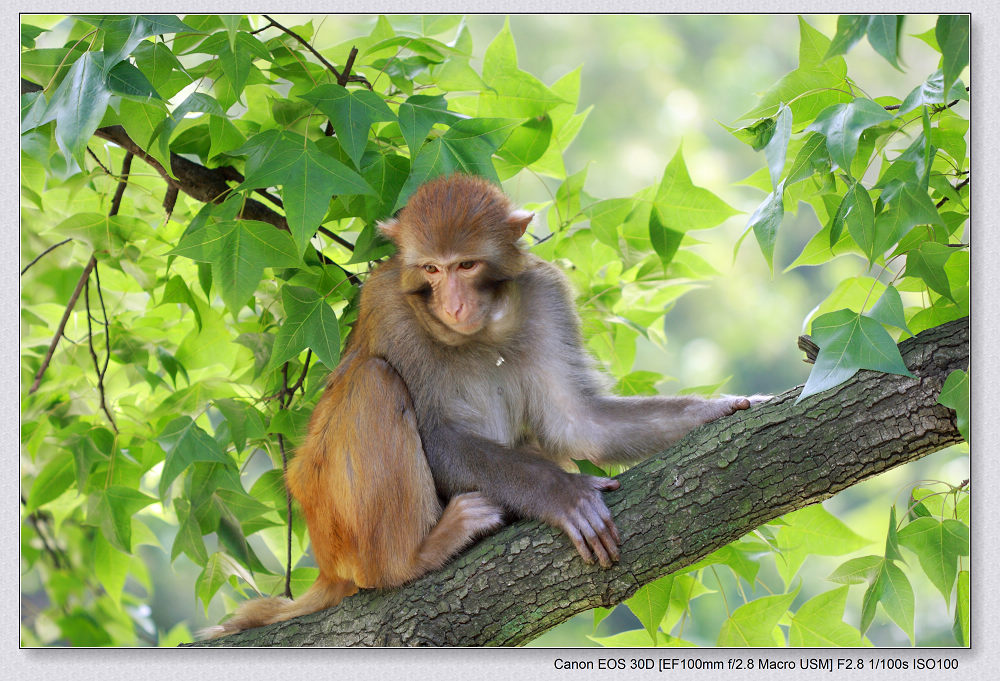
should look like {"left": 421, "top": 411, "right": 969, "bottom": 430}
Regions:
{"left": 299, "top": 83, "right": 397, "bottom": 169}
{"left": 869, "top": 560, "right": 915, "bottom": 642}
{"left": 835, "top": 181, "right": 874, "bottom": 256}
{"left": 897, "top": 517, "right": 969, "bottom": 605}
{"left": 717, "top": 588, "right": 798, "bottom": 646}
{"left": 397, "top": 93, "right": 459, "bottom": 154}
{"left": 865, "top": 285, "right": 910, "bottom": 335}
{"left": 649, "top": 209, "right": 683, "bottom": 273}
{"left": 21, "top": 23, "right": 45, "bottom": 48}
{"left": 75, "top": 15, "right": 195, "bottom": 68}
{"left": 866, "top": 15, "right": 903, "bottom": 69}
{"left": 764, "top": 103, "right": 792, "bottom": 189}
{"left": 654, "top": 146, "right": 740, "bottom": 232}
{"left": 93, "top": 533, "right": 130, "bottom": 607}
{"left": 828, "top": 555, "right": 884, "bottom": 585}
{"left": 742, "top": 18, "right": 850, "bottom": 124}
{"left": 496, "top": 115, "right": 553, "bottom": 170}
{"left": 936, "top": 16, "right": 970, "bottom": 102}
{"left": 806, "top": 99, "right": 893, "bottom": 176}
{"left": 171, "top": 498, "right": 208, "bottom": 565}
{"left": 172, "top": 219, "right": 301, "bottom": 315}
{"left": 686, "top": 544, "right": 760, "bottom": 585}
{"left": 153, "top": 91, "right": 225, "bottom": 173}
{"left": 94, "top": 485, "right": 157, "bottom": 553}
{"left": 900, "top": 70, "right": 969, "bottom": 114}
{"left": 876, "top": 182, "right": 944, "bottom": 254}
{"left": 156, "top": 416, "right": 231, "bottom": 500}
{"left": 396, "top": 117, "right": 519, "bottom": 210}
{"left": 725, "top": 117, "right": 775, "bottom": 151}
{"left": 953, "top": 570, "right": 970, "bottom": 645}
{"left": 789, "top": 586, "right": 869, "bottom": 647}
{"left": 41, "top": 52, "right": 112, "bottom": 164}
{"left": 26, "top": 451, "right": 76, "bottom": 511}
{"left": 785, "top": 133, "right": 830, "bottom": 186}
{"left": 624, "top": 575, "right": 673, "bottom": 643}
{"left": 746, "top": 184, "right": 784, "bottom": 273}
{"left": 799, "top": 309, "right": 914, "bottom": 401}
{"left": 196, "top": 552, "right": 258, "bottom": 611}
{"left": 106, "top": 61, "right": 161, "bottom": 102}
{"left": 270, "top": 286, "right": 342, "bottom": 371}
{"left": 937, "top": 369, "right": 969, "bottom": 442}
{"left": 479, "top": 20, "right": 567, "bottom": 117}
{"left": 233, "top": 130, "right": 375, "bottom": 251}
{"left": 904, "top": 241, "right": 955, "bottom": 301}
{"left": 884, "top": 505, "right": 903, "bottom": 562}
{"left": 774, "top": 504, "right": 871, "bottom": 585}
{"left": 824, "top": 15, "right": 871, "bottom": 60}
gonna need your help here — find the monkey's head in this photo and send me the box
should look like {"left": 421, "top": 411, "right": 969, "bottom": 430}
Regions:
{"left": 377, "top": 174, "right": 533, "bottom": 343}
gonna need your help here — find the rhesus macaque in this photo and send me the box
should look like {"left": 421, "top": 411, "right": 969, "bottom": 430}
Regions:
{"left": 204, "top": 174, "right": 760, "bottom": 638}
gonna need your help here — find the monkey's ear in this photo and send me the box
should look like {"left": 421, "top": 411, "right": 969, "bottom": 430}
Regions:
{"left": 505, "top": 209, "right": 533, "bottom": 238}
{"left": 377, "top": 218, "right": 400, "bottom": 242}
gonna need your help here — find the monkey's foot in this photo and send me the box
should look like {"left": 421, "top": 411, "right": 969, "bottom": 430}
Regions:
{"left": 448, "top": 492, "right": 504, "bottom": 537}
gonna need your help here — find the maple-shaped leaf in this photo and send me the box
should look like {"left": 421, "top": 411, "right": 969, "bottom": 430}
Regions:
{"left": 232, "top": 130, "right": 375, "bottom": 252}
{"left": 170, "top": 219, "right": 301, "bottom": 315}
{"left": 799, "top": 308, "right": 914, "bottom": 401}
{"left": 299, "top": 83, "right": 397, "bottom": 169}
{"left": 269, "top": 285, "right": 342, "bottom": 371}
{"left": 395, "top": 117, "right": 519, "bottom": 210}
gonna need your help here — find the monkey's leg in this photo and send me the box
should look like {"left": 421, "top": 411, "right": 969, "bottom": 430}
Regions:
{"left": 294, "top": 356, "right": 502, "bottom": 591}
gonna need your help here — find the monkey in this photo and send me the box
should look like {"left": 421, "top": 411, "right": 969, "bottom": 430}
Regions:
{"left": 202, "top": 173, "right": 761, "bottom": 639}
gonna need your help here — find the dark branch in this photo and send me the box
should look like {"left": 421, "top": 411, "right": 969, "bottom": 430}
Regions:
{"left": 21, "top": 238, "right": 73, "bottom": 276}
{"left": 29, "top": 255, "right": 97, "bottom": 394}
{"left": 936, "top": 177, "right": 970, "bottom": 209}
{"left": 261, "top": 17, "right": 371, "bottom": 89}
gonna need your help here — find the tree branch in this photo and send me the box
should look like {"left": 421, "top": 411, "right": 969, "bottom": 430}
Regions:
{"left": 190, "top": 317, "right": 968, "bottom": 647}
{"left": 28, "top": 255, "right": 97, "bottom": 394}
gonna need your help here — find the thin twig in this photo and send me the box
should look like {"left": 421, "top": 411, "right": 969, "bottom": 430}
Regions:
{"left": 317, "top": 225, "right": 354, "bottom": 251}
{"left": 287, "top": 350, "right": 312, "bottom": 398}
{"left": 21, "top": 238, "right": 73, "bottom": 276}
{"left": 276, "top": 433, "right": 293, "bottom": 600}
{"left": 29, "top": 255, "right": 97, "bottom": 394}
{"left": 263, "top": 15, "right": 351, "bottom": 85}
{"left": 84, "top": 268, "right": 118, "bottom": 433}
{"left": 110, "top": 152, "right": 134, "bottom": 214}
{"left": 936, "top": 177, "right": 970, "bottom": 208}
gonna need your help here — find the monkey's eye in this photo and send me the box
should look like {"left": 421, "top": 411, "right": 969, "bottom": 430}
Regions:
{"left": 423, "top": 264, "right": 439, "bottom": 274}
{"left": 458, "top": 260, "right": 478, "bottom": 270}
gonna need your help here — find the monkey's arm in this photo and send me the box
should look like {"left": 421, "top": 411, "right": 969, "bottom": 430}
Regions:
{"left": 422, "top": 423, "right": 622, "bottom": 568}
{"left": 579, "top": 394, "right": 760, "bottom": 464}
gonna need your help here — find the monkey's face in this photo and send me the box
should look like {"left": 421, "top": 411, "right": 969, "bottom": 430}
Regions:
{"left": 416, "top": 257, "right": 494, "bottom": 336}
{"left": 377, "top": 174, "right": 534, "bottom": 343}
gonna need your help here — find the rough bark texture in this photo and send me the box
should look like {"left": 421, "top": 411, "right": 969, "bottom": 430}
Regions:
{"left": 190, "top": 317, "right": 968, "bottom": 648}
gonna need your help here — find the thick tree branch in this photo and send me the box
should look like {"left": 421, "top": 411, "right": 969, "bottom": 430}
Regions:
{"left": 191, "top": 317, "right": 968, "bottom": 647}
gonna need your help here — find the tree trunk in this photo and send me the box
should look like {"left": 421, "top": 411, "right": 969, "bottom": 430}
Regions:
{"left": 189, "top": 317, "right": 968, "bottom": 647}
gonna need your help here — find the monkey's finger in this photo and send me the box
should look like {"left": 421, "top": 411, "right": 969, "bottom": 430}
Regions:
{"left": 560, "top": 521, "right": 595, "bottom": 565}
{"left": 590, "top": 476, "right": 621, "bottom": 492}
{"left": 573, "top": 512, "right": 613, "bottom": 568}
{"left": 589, "top": 495, "right": 621, "bottom": 545}
{"left": 581, "top": 500, "right": 620, "bottom": 563}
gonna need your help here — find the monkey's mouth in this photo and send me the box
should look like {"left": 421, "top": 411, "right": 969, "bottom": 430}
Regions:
{"left": 444, "top": 317, "right": 486, "bottom": 336}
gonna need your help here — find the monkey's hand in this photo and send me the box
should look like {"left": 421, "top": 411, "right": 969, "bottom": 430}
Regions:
{"left": 704, "top": 394, "right": 771, "bottom": 418}
{"left": 546, "top": 474, "right": 621, "bottom": 569}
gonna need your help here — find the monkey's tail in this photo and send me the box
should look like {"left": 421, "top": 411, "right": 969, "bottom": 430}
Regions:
{"left": 198, "top": 576, "right": 357, "bottom": 640}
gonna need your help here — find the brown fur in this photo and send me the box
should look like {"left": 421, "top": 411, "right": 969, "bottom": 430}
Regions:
{"left": 206, "top": 173, "right": 762, "bottom": 639}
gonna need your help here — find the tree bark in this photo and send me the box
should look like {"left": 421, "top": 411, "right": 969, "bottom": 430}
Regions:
{"left": 189, "top": 317, "right": 968, "bottom": 647}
